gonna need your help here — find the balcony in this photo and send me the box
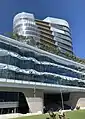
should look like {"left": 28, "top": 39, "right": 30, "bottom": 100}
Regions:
{"left": 35, "top": 19, "right": 50, "bottom": 27}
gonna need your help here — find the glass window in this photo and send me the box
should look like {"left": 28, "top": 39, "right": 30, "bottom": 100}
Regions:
{"left": 0, "top": 69, "right": 8, "bottom": 79}
{"left": 0, "top": 40, "right": 84, "bottom": 83}
{"left": 58, "top": 42, "right": 72, "bottom": 51}
{"left": 54, "top": 32, "right": 72, "bottom": 42}
{"left": 51, "top": 23, "right": 70, "bottom": 32}
{"left": 0, "top": 50, "right": 83, "bottom": 80}
{"left": 54, "top": 37, "right": 72, "bottom": 46}
{"left": 0, "top": 41, "right": 9, "bottom": 50}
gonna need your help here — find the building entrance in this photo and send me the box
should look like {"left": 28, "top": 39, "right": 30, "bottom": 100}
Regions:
{"left": 44, "top": 93, "right": 70, "bottom": 112}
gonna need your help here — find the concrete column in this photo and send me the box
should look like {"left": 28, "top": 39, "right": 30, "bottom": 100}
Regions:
{"left": 27, "top": 97, "right": 43, "bottom": 113}
{"left": 14, "top": 108, "right": 16, "bottom": 113}
{"left": 23, "top": 89, "right": 44, "bottom": 113}
{"left": 65, "top": 92, "right": 85, "bottom": 108}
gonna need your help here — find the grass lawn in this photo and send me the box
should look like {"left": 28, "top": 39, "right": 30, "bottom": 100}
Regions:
{"left": 66, "top": 110, "right": 85, "bottom": 119}
{"left": 12, "top": 110, "right": 85, "bottom": 119}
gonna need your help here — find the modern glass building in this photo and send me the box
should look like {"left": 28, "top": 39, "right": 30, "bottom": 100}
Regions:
{"left": 0, "top": 12, "right": 85, "bottom": 114}
{"left": 43, "top": 17, "right": 73, "bottom": 54}
{"left": 0, "top": 33, "right": 85, "bottom": 113}
{"left": 13, "top": 12, "right": 73, "bottom": 54}
{"left": 0, "top": 35, "right": 85, "bottom": 89}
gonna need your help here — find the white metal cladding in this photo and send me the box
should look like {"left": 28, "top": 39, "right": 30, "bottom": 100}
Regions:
{"left": 13, "top": 12, "right": 40, "bottom": 39}
{"left": 43, "top": 17, "right": 73, "bottom": 54}
{"left": 51, "top": 27, "right": 65, "bottom": 34}
{"left": 43, "top": 17, "right": 69, "bottom": 28}
{"left": 13, "top": 12, "right": 34, "bottom": 23}
{"left": 0, "top": 79, "right": 85, "bottom": 92}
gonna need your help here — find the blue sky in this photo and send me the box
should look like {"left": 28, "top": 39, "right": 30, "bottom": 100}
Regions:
{"left": 0, "top": 0, "right": 85, "bottom": 58}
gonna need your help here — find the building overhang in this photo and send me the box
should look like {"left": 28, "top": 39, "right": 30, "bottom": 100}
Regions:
{"left": 0, "top": 79, "right": 85, "bottom": 93}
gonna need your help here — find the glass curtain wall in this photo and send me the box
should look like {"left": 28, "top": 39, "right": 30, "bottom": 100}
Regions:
{"left": 0, "top": 40, "right": 85, "bottom": 88}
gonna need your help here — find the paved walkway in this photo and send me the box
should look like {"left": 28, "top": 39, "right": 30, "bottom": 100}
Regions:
{"left": 0, "top": 109, "right": 85, "bottom": 119}
{"left": 0, "top": 112, "right": 42, "bottom": 119}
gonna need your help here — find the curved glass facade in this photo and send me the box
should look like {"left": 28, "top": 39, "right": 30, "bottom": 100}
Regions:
{"left": 13, "top": 12, "right": 40, "bottom": 46}
{"left": 44, "top": 17, "right": 73, "bottom": 54}
{"left": 13, "top": 12, "right": 73, "bottom": 55}
{"left": 0, "top": 37, "right": 85, "bottom": 88}
{"left": 51, "top": 25, "right": 73, "bottom": 54}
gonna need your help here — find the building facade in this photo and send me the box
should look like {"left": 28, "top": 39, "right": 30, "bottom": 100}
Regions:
{"left": 13, "top": 12, "right": 73, "bottom": 54}
{"left": 0, "top": 34, "right": 85, "bottom": 113}
{"left": 0, "top": 35, "right": 85, "bottom": 89}
{"left": 43, "top": 17, "right": 73, "bottom": 54}
{"left": 0, "top": 12, "right": 84, "bottom": 114}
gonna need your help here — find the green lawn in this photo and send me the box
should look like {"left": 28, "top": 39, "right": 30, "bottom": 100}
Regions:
{"left": 13, "top": 110, "right": 85, "bottom": 119}
{"left": 66, "top": 110, "right": 85, "bottom": 119}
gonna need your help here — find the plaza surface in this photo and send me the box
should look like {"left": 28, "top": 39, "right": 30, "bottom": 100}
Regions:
{"left": 12, "top": 110, "right": 85, "bottom": 119}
